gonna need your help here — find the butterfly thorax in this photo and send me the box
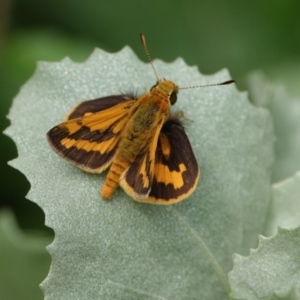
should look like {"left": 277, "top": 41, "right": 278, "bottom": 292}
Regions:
{"left": 117, "top": 79, "right": 179, "bottom": 158}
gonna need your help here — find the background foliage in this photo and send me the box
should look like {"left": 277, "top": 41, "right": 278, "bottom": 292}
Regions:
{"left": 1, "top": 1, "right": 300, "bottom": 299}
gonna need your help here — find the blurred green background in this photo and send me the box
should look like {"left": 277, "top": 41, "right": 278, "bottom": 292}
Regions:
{"left": 0, "top": 1, "right": 300, "bottom": 299}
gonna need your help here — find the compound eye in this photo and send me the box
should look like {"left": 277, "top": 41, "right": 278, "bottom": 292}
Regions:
{"left": 170, "top": 91, "right": 177, "bottom": 105}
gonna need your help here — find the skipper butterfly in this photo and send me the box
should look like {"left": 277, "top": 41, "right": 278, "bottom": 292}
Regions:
{"left": 47, "top": 34, "right": 234, "bottom": 204}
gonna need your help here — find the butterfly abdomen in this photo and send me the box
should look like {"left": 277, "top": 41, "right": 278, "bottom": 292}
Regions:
{"left": 101, "top": 159, "right": 128, "bottom": 199}
{"left": 101, "top": 135, "right": 149, "bottom": 199}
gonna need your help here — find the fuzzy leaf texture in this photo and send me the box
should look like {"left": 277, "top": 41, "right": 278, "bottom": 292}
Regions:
{"left": 5, "top": 47, "right": 274, "bottom": 299}
{"left": 230, "top": 225, "right": 300, "bottom": 299}
{"left": 266, "top": 172, "right": 300, "bottom": 236}
{"left": 247, "top": 71, "right": 300, "bottom": 183}
{"left": 228, "top": 73, "right": 300, "bottom": 300}
{"left": 229, "top": 172, "right": 300, "bottom": 300}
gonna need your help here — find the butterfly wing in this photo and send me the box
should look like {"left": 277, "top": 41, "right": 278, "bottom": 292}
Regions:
{"left": 148, "top": 117, "right": 200, "bottom": 204}
{"left": 120, "top": 116, "right": 200, "bottom": 204}
{"left": 47, "top": 95, "right": 136, "bottom": 173}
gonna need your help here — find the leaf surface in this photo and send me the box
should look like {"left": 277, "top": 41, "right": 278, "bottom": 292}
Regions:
{"left": 5, "top": 47, "right": 274, "bottom": 299}
{"left": 229, "top": 226, "right": 300, "bottom": 300}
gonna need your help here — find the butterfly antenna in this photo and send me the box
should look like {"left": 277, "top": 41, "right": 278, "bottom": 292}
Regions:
{"left": 179, "top": 79, "right": 235, "bottom": 90}
{"left": 140, "top": 33, "right": 160, "bottom": 82}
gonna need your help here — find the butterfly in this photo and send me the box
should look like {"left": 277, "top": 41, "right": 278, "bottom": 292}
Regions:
{"left": 47, "top": 34, "right": 234, "bottom": 205}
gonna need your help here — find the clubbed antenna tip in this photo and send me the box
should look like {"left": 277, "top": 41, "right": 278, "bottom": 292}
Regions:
{"left": 179, "top": 79, "right": 236, "bottom": 90}
{"left": 219, "top": 79, "right": 236, "bottom": 85}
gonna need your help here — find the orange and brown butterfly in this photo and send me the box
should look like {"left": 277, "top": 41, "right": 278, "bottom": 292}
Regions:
{"left": 47, "top": 34, "right": 234, "bottom": 205}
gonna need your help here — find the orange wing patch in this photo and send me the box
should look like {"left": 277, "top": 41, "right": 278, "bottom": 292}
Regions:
{"left": 154, "top": 162, "right": 187, "bottom": 190}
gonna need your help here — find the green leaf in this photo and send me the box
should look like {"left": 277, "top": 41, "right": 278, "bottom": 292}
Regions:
{"left": 0, "top": 210, "right": 51, "bottom": 300}
{"left": 266, "top": 172, "right": 300, "bottom": 236}
{"left": 247, "top": 72, "right": 300, "bottom": 182}
{"left": 5, "top": 47, "right": 274, "bottom": 299}
{"left": 229, "top": 227, "right": 300, "bottom": 300}
{"left": 270, "top": 288, "right": 300, "bottom": 300}
{"left": 229, "top": 172, "right": 300, "bottom": 299}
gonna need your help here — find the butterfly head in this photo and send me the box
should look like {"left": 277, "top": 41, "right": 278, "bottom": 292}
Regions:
{"left": 150, "top": 79, "right": 179, "bottom": 105}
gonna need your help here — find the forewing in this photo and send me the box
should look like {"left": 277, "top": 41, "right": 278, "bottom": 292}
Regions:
{"left": 147, "top": 117, "right": 200, "bottom": 204}
{"left": 47, "top": 96, "right": 136, "bottom": 173}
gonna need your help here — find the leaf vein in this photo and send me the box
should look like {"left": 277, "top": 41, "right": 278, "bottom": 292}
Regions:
{"left": 170, "top": 207, "right": 231, "bottom": 294}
